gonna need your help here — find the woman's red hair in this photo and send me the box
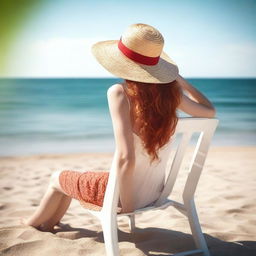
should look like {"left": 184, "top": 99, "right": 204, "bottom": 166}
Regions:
{"left": 124, "top": 79, "right": 182, "bottom": 164}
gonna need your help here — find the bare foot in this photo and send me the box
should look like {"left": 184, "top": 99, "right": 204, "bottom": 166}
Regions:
{"left": 19, "top": 217, "right": 31, "bottom": 226}
{"left": 19, "top": 218, "right": 59, "bottom": 232}
{"left": 20, "top": 218, "right": 53, "bottom": 232}
{"left": 19, "top": 218, "right": 48, "bottom": 231}
{"left": 20, "top": 217, "right": 42, "bottom": 230}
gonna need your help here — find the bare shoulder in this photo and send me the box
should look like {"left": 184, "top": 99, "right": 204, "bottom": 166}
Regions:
{"left": 107, "top": 83, "right": 130, "bottom": 114}
{"left": 107, "top": 83, "right": 125, "bottom": 99}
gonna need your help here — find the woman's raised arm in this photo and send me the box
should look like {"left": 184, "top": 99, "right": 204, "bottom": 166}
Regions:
{"left": 177, "top": 75, "right": 216, "bottom": 118}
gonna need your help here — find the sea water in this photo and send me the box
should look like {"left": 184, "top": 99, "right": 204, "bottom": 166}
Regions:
{"left": 0, "top": 78, "right": 255, "bottom": 156}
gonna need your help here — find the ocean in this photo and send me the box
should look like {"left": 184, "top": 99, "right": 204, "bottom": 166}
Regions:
{"left": 0, "top": 78, "right": 255, "bottom": 156}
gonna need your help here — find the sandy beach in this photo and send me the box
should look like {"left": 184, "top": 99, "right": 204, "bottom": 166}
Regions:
{"left": 0, "top": 146, "right": 256, "bottom": 256}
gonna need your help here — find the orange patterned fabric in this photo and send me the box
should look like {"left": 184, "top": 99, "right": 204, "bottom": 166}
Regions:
{"left": 59, "top": 170, "right": 109, "bottom": 209}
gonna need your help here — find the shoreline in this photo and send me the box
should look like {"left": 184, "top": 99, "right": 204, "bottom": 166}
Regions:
{"left": 0, "top": 145, "right": 255, "bottom": 160}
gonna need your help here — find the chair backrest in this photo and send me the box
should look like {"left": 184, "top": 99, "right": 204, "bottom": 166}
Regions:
{"left": 102, "top": 118, "right": 219, "bottom": 214}
{"left": 155, "top": 118, "right": 219, "bottom": 206}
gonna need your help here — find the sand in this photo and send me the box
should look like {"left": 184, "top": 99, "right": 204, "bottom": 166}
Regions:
{"left": 0, "top": 147, "right": 256, "bottom": 256}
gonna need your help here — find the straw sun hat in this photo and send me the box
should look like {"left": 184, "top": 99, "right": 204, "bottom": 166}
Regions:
{"left": 91, "top": 23, "right": 179, "bottom": 84}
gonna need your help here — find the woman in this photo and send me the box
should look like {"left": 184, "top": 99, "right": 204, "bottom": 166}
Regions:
{"left": 21, "top": 23, "right": 215, "bottom": 232}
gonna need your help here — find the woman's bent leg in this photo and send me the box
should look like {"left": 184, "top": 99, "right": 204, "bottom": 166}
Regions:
{"left": 23, "top": 171, "right": 71, "bottom": 229}
{"left": 40, "top": 194, "right": 72, "bottom": 230}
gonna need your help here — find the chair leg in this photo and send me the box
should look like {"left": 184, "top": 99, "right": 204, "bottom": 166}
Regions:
{"left": 185, "top": 199, "right": 210, "bottom": 256}
{"left": 128, "top": 214, "right": 135, "bottom": 233}
{"left": 101, "top": 216, "right": 119, "bottom": 256}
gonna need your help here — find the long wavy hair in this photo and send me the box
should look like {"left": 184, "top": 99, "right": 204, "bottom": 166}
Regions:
{"left": 124, "top": 79, "right": 182, "bottom": 164}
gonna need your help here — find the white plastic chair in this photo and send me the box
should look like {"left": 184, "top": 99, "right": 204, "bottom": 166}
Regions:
{"left": 84, "top": 118, "right": 219, "bottom": 256}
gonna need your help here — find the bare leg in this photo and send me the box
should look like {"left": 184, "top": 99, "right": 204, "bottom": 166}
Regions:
{"left": 21, "top": 171, "right": 72, "bottom": 230}
{"left": 23, "top": 185, "right": 63, "bottom": 228}
{"left": 40, "top": 194, "right": 72, "bottom": 231}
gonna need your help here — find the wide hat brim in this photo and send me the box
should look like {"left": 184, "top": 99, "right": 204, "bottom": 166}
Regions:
{"left": 92, "top": 40, "right": 179, "bottom": 84}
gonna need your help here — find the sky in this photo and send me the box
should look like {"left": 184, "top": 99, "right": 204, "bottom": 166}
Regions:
{"left": 3, "top": 0, "right": 256, "bottom": 78}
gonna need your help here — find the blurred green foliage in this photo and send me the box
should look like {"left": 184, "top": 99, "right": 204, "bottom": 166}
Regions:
{"left": 0, "top": 0, "right": 44, "bottom": 75}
